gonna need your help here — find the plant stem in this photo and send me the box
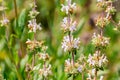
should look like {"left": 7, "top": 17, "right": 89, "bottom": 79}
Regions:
{"left": 32, "top": 52, "right": 35, "bottom": 68}
{"left": 72, "top": 52, "right": 75, "bottom": 66}
{"left": 82, "top": 72, "right": 84, "bottom": 80}
{"left": 13, "top": 0, "right": 18, "bottom": 18}
{"left": 94, "top": 68, "right": 97, "bottom": 80}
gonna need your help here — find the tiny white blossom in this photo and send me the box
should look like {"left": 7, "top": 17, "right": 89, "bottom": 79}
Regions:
{"left": 39, "top": 64, "right": 52, "bottom": 77}
{"left": 62, "top": 35, "right": 80, "bottom": 52}
{"left": 87, "top": 51, "right": 108, "bottom": 67}
{"left": 61, "top": 17, "right": 77, "bottom": 33}
{"left": 0, "top": 17, "right": 9, "bottom": 26}
{"left": 38, "top": 53, "right": 49, "bottom": 61}
{"left": 100, "top": 75, "right": 104, "bottom": 80}
{"left": 97, "top": 0, "right": 103, "bottom": 2}
{"left": 77, "top": 65, "right": 84, "bottom": 73}
{"left": 87, "top": 73, "right": 92, "bottom": 80}
{"left": 92, "top": 33, "right": 110, "bottom": 47}
{"left": 61, "top": 0, "right": 76, "bottom": 14}
{"left": 28, "top": 9, "right": 39, "bottom": 18}
{"left": 28, "top": 19, "right": 42, "bottom": 33}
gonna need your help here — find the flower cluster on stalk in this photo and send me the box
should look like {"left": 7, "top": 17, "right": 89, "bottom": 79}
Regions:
{"left": 0, "top": 1, "right": 9, "bottom": 27}
{"left": 25, "top": 1, "right": 52, "bottom": 79}
{"left": 92, "top": 33, "right": 109, "bottom": 48}
{"left": 86, "top": 0, "right": 116, "bottom": 79}
{"left": 60, "top": 0, "right": 87, "bottom": 78}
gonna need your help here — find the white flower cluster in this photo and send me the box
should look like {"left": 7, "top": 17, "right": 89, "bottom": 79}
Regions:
{"left": 64, "top": 59, "right": 84, "bottom": 74}
{"left": 61, "top": 0, "right": 76, "bottom": 14}
{"left": 87, "top": 51, "right": 108, "bottom": 67}
{"left": 61, "top": 17, "right": 77, "bottom": 33}
{"left": 0, "top": 17, "right": 9, "bottom": 26}
{"left": 92, "top": 33, "right": 110, "bottom": 47}
{"left": 28, "top": 9, "right": 39, "bottom": 19}
{"left": 28, "top": 3, "right": 42, "bottom": 33}
{"left": 62, "top": 35, "right": 80, "bottom": 52}
{"left": 97, "top": 0, "right": 104, "bottom": 2}
{"left": 39, "top": 64, "right": 52, "bottom": 77}
{"left": 28, "top": 19, "right": 42, "bottom": 33}
{"left": 0, "top": 5, "right": 9, "bottom": 26}
{"left": 38, "top": 53, "right": 49, "bottom": 61}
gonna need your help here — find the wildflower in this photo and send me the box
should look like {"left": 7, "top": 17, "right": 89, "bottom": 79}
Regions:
{"left": 87, "top": 51, "right": 108, "bottom": 68}
{"left": 41, "top": 46, "right": 48, "bottom": 52}
{"left": 87, "top": 73, "right": 93, "bottom": 80}
{"left": 39, "top": 64, "right": 52, "bottom": 77}
{"left": 61, "top": 17, "right": 77, "bottom": 33}
{"left": 28, "top": 19, "right": 42, "bottom": 33}
{"left": 77, "top": 65, "right": 84, "bottom": 73}
{"left": 100, "top": 76, "right": 104, "bottom": 80}
{"left": 97, "top": 0, "right": 104, "bottom": 2}
{"left": 26, "top": 39, "right": 44, "bottom": 50}
{"left": 0, "top": 6, "right": 7, "bottom": 11}
{"left": 96, "top": 16, "right": 110, "bottom": 28}
{"left": 105, "top": 6, "right": 116, "bottom": 15}
{"left": 38, "top": 53, "right": 49, "bottom": 61}
{"left": 92, "top": 33, "right": 110, "bottom": 48}
{"left": 0, "top": 16, "right": 9, "bottom": 26}
{"left": 61, "top": 0, "right": 76, "bottom": 14}
{"left": 61, "top": 35, "right": 80, "bottom": 52}
{"left": 64, "top": 59, "right": 80, "bottom": 74}
{"left": 28, "top": 9, "right": 39, "bottom": 19}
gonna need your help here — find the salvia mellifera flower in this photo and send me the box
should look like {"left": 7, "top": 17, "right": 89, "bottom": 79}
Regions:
{"left": 0, "top": 6, "right": 7, "bottom": 11}
{"left": 96, "top": 16, "right": 110, "bottom": 28}
{"left": 28, "top": 9, "right": 39, "bottom": 19}
{"left": 39, "top": 64, "right": 52, "bottom": 77}
{"left": 87, "top": 51, "right": 108, "bottom": 68}
{"left": 28, "top": 19, "right": 42, "bottom": 33}
{"left": 92, "top": 33, "right": 110, "bottom": 48}
{"left": 0, "top": 16, "right": 9, "bottom": 26}
{"left": 61, "top": 17, "right": 77, "bottom": 33}
{"left": 38, "top": 53, "right": 50, "bottom": 61}
{"left": 61, "top": 35, "right": 80, "bottom": 52}
{"left": 64, "top": 58, "right": 82, "bottom": 74}
{"left": 105, "top": 6, "right": 116, "bottom": 15}
{"left": 97, "top": 0, "right": 107, "bottom": 8}
{"left": 0, "top": 3, "right": 9, "bottom": 26}
{"left": 26, "top": 39, "right": 44, "bottom": 51}
{"left": 61, "top": 0, "right": 76, "bottom": 14}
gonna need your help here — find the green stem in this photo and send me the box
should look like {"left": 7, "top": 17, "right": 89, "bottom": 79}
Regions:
{"left": 13, "top": 0, "right": 18, "bottom": 18}
{"left": 82, "top": 72, "right": 84, "bottom": 80}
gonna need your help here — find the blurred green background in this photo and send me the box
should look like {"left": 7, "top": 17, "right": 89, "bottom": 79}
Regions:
{"left": 0, "top": 0, "right": 120, "bottom": 80}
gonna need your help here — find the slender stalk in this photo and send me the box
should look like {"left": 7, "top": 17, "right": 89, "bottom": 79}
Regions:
{"left": 71, "top": 52, "right": 75, "bottom": 66}
{"left": 32, "top": 53, "right": 35, "bottom": 68}
{"left": 94, "top": 69, "right": 98, "bottom": 80}
{"left": 82, "top": 72, "right": 84, "bottom": 80}
{"left": 13, "top": 0, "right": 18, "bottom": 18}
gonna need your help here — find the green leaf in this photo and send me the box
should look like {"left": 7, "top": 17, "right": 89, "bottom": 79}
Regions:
{"left": 14, "top": 9, "right": 27, "bottom": 38}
